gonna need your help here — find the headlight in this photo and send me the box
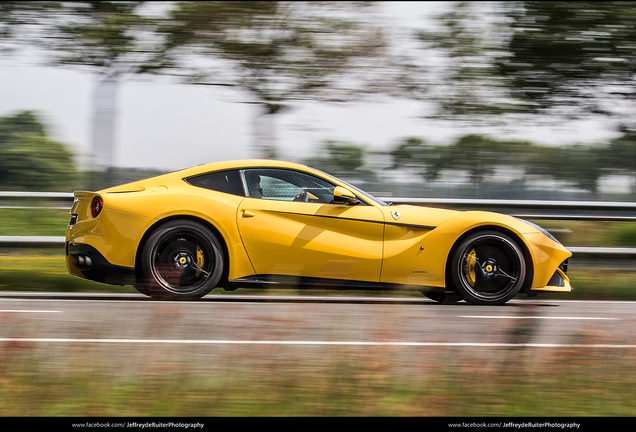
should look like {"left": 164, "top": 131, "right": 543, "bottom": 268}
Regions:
{"left": 516, "top": 218, "right": 561, "bottom": 244}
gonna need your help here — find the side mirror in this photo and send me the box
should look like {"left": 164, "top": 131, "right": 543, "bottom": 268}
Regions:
{"left": 333, "top": 186, "right": 360, "bottom": 205}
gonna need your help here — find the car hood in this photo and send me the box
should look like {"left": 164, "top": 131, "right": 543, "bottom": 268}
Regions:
{"left": 386, "top": 204, "right": 459, "bottom": 228}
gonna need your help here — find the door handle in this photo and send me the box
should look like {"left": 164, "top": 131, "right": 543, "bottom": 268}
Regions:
{"left": 242, "top": 210, "right": 256, "bottom": 218}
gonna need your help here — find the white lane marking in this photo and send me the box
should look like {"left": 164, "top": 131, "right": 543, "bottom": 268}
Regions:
{"left": 0, "top": 338, "right": 634, "bottom": 349}
{"left": 0, "top": 309, "right": 62, "bottom": 313}
{"left": 459, "top": 315, "right": 619, "bottom": 320}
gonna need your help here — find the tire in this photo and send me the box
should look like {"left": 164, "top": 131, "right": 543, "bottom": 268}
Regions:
{"left": 139, "top": 220, "right": 224, "bottom": 300}
{"left": 450, "top": 230, "right": 527, "bottom": 305}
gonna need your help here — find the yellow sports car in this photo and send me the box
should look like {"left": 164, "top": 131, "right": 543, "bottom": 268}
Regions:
{"left": 66, "top": 159, "right": 572, "bottom": 305}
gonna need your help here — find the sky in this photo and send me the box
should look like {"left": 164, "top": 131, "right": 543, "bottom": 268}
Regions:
{"left": 0, "top": 1, "right": 621, "bottom": 172}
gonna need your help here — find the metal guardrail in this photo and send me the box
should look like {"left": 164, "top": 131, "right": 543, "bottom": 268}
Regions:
{"left": 0, "top": 192, "right": 74, "bottom": 199}
{"left": 0, "top": 191, "right": 74, "bottom": 210}
{"left": 0, "top": 236, "right": 66, "bottom": 248}
{"left": 1, "top": 193, "right": 636, "bottom": 259}
{"left": 384, "top": 198, "right": 636, "bottom": 222}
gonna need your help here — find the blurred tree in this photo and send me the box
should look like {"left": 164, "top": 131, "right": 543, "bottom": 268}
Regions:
{"left": 409, "top": 1, "right": 636, "bottom": 196}
{"left": 0, "top": 111, "right": 77, "bottom": 191}
{"left": 3, "top": 2, "right": 412, "bottom": 163}
{"left": 304, "top": 140, "right": 376, "bottom": 181}
{"left": 158, "top": 1, "right": 398, "bottom": 158}
{"left": 390, "top": 135, "right": 533, "bottom": 185}
{"left": 605, "top": 130, "right": 636, "bottom": 174}
{"left": 0, "top": 1, "right": 54, "bottom": 50}
{"left": 0, "top": 110, "right": 47, "bottom": 139}
{"left": 323, "top": 141, "right": 365, "bottom": 174}
{"left": 388, "top": 133, "right": 609, "bottom": 194}
{"left": 450, "top": 134, "right": 505, "bottom": 185}
{"left": 417, "top": 1, "right": 636, "bottom": 128}
{"left": 600, "top": 129, "right": 636, "bottom": 196}
{"left": 389, "top": 137, "right": 446, "bottom": 182}
{"left": 524, "top": 144, "right": 603, "bottom": 194}
{"left": 417, "top": 2, "right": 516, "bottom": 124}
{"left": 499, "top": 1, "right": 636, "bottom": 121}
{"left": 0, "top": 1, "right": 167, "bottom": 173}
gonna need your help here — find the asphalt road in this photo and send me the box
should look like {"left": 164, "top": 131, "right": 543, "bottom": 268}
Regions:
{"left": 1, "top": 292, "right": 635, "bottom": 349}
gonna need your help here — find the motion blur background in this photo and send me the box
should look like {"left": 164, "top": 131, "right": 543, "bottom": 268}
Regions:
{"left": 1, "top": 1, "right": 634, "bottom": 200}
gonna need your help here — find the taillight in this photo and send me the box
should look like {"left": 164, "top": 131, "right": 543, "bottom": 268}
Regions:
{"left": 91, "top": 196, "right": 103, "bottom": 218}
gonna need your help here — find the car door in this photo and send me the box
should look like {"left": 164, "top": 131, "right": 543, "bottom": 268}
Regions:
{"left": 236, "top": 168, "right": 385, "bottom": 282}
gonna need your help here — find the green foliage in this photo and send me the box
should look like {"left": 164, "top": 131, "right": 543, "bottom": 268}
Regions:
{"left": 323, "top": 141, "right": 365, "bottom": 173}
{"left": 162, "top": 1, "right": 388, "bottom": 103}
{"left": 0, "top": 110, "right": 47, "bottom": 138}
{"left": 526, "top": 144, "right": 604, "bottom": 193}
{"left": 604, "top": 131, "right": 636, "bottom": 173}
{"left": 500, "top": 1, "right": 636, "bottom": 118}
{"left": 159, "top": 1, "right": 395, "bottom": 157}
{"left": 417, "top": 2, "right": 515, "bottom": 123}
{"left": 1, "top": 1, "right": 162, "bottom": 73}
{"left": 388, "top": 133, "right": 619, "bottom": 193}
{"left": 390, "top": 137, "right": 446, "bottom": 182}
{"left": 418, "top": 1, "right": 636, "bottom": 128}
{"left": 304, "top": 140, "right": 378, "bottom": 182}
{"left": 309, "top": 132, "right": 631, "bottom": 194}
{"left": 0, "top": 208, "right": 70, "bottom": 236}
{"left": 0, "top": 111, "right": 77, "bottom": 191}
{"left": 452, "top": 134, "right": 504, "bottom": 184}
{"left": 609, "top": 223, "right": 636, "bottom": 247}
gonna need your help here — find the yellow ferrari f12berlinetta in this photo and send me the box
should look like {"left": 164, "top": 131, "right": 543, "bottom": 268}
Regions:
{"left": 66, "top": 160, "right": 572, "bottom": 305}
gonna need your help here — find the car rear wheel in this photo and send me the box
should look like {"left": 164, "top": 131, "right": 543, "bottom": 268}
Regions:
{"left": 450, "top": 231, "right": 526, "bottom": 305}
{"left": 140, "top": 220, "right": 224, "bottom": 300}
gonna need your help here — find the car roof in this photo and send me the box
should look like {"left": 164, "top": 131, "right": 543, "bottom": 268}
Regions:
{"left": 185, "top": 159, "right": 310, "bottom": 176}
{"left": 99, "top": 160, "right": 317, "bottom": 193}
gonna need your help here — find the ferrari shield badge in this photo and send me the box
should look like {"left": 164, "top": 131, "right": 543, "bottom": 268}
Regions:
{"left": 391, "top": 210, "right": 401, "bottom": 220}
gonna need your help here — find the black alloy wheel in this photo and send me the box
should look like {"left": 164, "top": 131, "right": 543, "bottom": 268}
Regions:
{"left": 140, "top": 220, "right": 224, "bottom": 300}
{"left": 450, "top": 231, "right": 527, "bottom": 305}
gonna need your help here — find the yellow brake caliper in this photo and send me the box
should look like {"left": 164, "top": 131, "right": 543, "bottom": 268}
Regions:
{"left": 196, "top": 246, "right": 204, "bottom": 277}
{"left": 465, "top": 249, "right": 477, "bottom": 287}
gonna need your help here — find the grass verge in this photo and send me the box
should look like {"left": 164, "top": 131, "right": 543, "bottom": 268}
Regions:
{"left": 0, "top": 208, "right": 70, "bottom": 237}
{"left": 0, "top": 340, "right": 635, "bottom": 416}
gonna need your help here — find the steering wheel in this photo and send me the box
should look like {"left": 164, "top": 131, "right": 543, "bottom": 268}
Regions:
{"left": 293, "top": 190, "right": 309, "bottom": 202}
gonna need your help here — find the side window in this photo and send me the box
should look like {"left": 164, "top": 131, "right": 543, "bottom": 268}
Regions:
{"left": 185, "top": 170, "right": 245, "bottom": 196}
{"left": 242, "top": 168, "right": 336, "bottom": 204}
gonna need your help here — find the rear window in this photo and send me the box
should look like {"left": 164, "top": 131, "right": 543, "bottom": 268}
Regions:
{"left": 185, "top": 170, "right": 245, "bottom": 196}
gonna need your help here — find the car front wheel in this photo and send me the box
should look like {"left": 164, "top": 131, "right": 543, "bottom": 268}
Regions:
{"left": 140, "top": 220, "right": 224, "bottom": 300}
{"left": 450, "top": 230, "right": 527, "bottom": 305}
